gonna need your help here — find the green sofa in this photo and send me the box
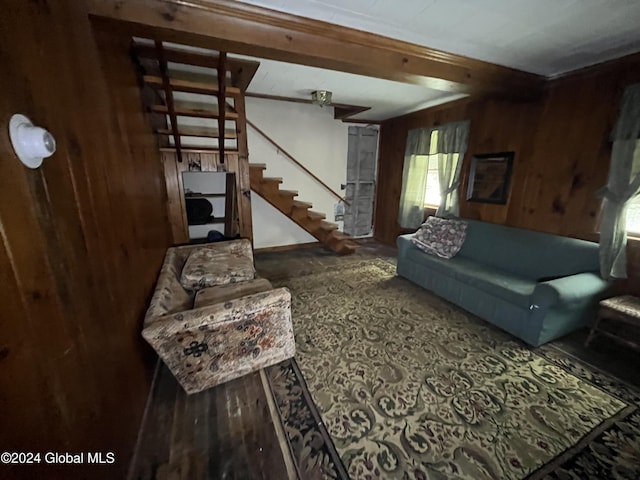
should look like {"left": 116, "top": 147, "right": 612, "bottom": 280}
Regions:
{"left": 397, "top": 219, "right": 610, "bottom": 346}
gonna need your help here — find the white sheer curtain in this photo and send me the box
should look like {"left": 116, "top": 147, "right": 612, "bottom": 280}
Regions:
{"left": 434, "top": 121, "right": 470, "bottom": 217}
{"left": 398, "top": 121, "right": 470, "bottom": 229}
{"left": 398, "top": 128, "right": 432, "bottom": 228}
{"left": 599, "top": 83, "right": 640, "bottom": 279}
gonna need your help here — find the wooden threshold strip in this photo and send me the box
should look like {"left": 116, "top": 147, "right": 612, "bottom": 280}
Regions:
{"left": 156, "top": 127, "right": 237, "bottom": 139}
{"left": 144, "top": 75, "right": 241, "bottom": 97}
{"left": 150, "top": 104, "right": 239, "bottom": 120}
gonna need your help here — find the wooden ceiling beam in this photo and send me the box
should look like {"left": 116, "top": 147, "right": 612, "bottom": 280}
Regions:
{"left": 245, "top": 92, "right": 312, "bottom": 105}
{"left": 334, "top": 105, "right": 371, "bottom": 120}
{"left": 245, "top": 91, "right": 372, "bottom": 120}
{"left": 87, "top": 0, "right": 545, "bottom": 98}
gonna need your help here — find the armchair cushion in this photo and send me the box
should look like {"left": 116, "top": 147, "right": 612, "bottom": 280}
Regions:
{"left": 179, "top": 240, "right": 256, "bottom": 290}
{"left": 194, "top": 278, "right": 273, "bottom": 307}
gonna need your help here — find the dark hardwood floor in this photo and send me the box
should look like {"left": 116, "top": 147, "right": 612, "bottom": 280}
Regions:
{"left": 128, "top": 363, "right": 292, "bottom": 480}
{"left": 129, "top": 240, "right": 639, "bottom": 479}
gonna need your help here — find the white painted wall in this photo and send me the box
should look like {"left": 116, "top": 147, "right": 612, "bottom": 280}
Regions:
{"left": 247, "top": 97, "right": 364, "bottom": 249}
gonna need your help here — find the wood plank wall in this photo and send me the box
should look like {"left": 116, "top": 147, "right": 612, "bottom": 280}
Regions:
{"left": 375, "top": 53, "right": 640, "bottom": 290}
{"left": 0, "top": 3, "right": 172, "bottom": 479}
{"left": 375, "top": 54, "right": 640, "bottom": 245}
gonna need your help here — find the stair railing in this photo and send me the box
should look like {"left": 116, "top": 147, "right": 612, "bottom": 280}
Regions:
{"left": 246, "top": 119, "right": 350, "bottom": 206}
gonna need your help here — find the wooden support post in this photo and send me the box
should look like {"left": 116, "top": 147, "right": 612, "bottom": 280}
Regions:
{"left": 217, "top": 52, "right": 227, "bottom": 164}
{"left": 155, "top": 40, "right": 182, "bottom": 162}
{"left": 228, "top": 93, "right": 253, "bottom": 242}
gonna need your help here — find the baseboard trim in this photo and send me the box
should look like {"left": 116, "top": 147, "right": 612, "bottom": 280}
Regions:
{"left": 254, "top": 241, "right": 322, "bottom": 253}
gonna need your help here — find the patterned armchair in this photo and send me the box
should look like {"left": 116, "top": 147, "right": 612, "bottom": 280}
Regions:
{"left": 142, "top": 240, "right": 295, "bottom": 394}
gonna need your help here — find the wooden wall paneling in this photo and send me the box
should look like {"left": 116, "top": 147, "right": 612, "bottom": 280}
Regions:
{"left": 162, "top": 151, "right": 189, "bottom": 244}
{"left": 0, "top": 2, "right": 173, "bottom": 478}
{"left": 0, "top": 6, "right": 122, "bottom": 468}
{"left": 199, "top": 152, "right": 220, "bottom": 171}
{"left": 95, "top": 29, "right": 173, "bottom": 250}
{"left": 225, "top": 173, "right": 237, "bottom": 235}
{"left": 375, "top": 54, "right": 640, "bottom": 246}
{"left": 523, "top": 77, "right": 621, "bottom": 238}
{"left": 374, "top": 118, "right": 408, "bottom": 245}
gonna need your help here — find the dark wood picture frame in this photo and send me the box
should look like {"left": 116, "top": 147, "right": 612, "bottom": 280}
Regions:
{"left": 466, "top": 152, "right": 515, "bottom": 204}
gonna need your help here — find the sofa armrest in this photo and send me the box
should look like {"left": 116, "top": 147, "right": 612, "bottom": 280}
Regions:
{"left": 531, "top": 273, "right": 610, "bottom": 309}
{"left": 397, "top": 234, "right": 416, "bottom": 258}
{"left": 143, "top": 287, "right": 291, "bottom": 340}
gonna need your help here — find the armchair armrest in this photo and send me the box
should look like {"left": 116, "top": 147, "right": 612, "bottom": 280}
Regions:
{"left": 142, "top": 287, "right": 294, "bottom": 394}
{"left": 532, "top": 272, "right": 610, "bottom": 309}
{"left": 143, "top": 287, "right": 291, "bottom": 339}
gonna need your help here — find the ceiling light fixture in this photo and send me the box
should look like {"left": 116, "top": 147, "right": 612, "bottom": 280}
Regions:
{"left": 311, "top": 90, "right": 332, "bottom": 108}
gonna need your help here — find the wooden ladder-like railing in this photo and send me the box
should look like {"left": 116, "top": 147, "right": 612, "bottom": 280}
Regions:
{"left": 132, "top": 39, "right": 358, "bottom": 253}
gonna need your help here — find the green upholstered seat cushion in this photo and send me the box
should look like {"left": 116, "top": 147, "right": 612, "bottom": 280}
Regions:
{"left": 403, "top": 244, "right": 536, "bottom": 308}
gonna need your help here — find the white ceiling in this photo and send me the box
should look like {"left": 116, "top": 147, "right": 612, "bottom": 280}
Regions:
{"left": 239, "top": 55, "right": 466, "bottom": 121}
{"left": 235, "top": 0, "right": 640, "bottom": 77}
{"left": 147, "top": 1, "right": 640, "bottom": 122}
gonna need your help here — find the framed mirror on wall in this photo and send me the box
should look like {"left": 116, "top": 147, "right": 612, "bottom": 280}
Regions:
{"left": 466, "top": 152, "right": 515, "bottom": 205}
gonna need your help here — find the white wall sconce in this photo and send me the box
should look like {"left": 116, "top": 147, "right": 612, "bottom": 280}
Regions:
{"left": 9, "top": 114, "right": 56, "bottom": 169}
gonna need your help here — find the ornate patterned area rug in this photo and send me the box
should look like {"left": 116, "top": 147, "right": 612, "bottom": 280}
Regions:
{"left": 263, "top": 258, "right": 640, "bottom": 479}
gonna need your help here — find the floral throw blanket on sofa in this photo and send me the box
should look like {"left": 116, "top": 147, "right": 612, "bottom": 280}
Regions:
{"left": 411, "top": 216, "right": 468, "bottom": 259}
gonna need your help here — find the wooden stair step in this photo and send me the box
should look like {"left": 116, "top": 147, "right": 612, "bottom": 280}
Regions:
{"left": 292, "top": 200, "right": 313, "bottom": 209}
{"left": 156, "top": 126, "right": 237, "bottom": 139}
{"left": 279, "top": 190, "right": 298, "bottom": 198}
{"left": 331, "top": 230, "right": 350, "bottom": 239}
{"left": 307, "top": 210, "right": 326, "bottom": 220}
{"left": 249, "top": 163, "right": 267, "bottom": 170}
{"left": 144, "top": 75, "right": 241, "bottom": 97}
{"left": 320, "top": 221, "right": 339, "bottom": 231}
{"left": 150, "top": 104, "right": 239, "bottom": 120}
{"left": 261, "top": 177, "right": 283, "bottom": 184}
{"left": 338, "top": 242, "right": 359, "bottom": 254}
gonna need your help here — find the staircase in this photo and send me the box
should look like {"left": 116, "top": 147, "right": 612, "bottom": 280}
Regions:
{"left": 249, "top": 164, "right": 359, "bottom": 254}
{"left": 131, "top": 38, "right": 359, "bottom": 253}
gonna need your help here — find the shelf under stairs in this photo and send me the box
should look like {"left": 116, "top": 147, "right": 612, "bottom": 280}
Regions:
{"left": 249, "top": 163, "right": 359, "bottom": 255}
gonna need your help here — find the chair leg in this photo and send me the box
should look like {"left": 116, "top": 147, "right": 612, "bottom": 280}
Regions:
{"left": 585, "top": 313, "right": 602, "bottom": 347}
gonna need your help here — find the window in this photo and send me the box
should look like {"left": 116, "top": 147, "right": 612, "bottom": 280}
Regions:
{"left": 420, "top": 130, "right": 460, "bottom": 208}
{"left": 625, "top": 141, "right": 640, "bottom": 235}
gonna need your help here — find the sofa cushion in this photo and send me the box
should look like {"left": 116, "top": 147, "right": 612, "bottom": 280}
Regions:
{"left": 403, "top": 241, "right": 535, "bottom": 308}
{"left": 457, "top": 219, "right": 600, "bottom": 279}
{"left": 194, "top": 278, "right": 273, "bottom": 308}
{"left": 180, "top": 246, "right": 255, "bottom": 291}
{"left": 411, "top": 216, "right": 467, "bottom": 259}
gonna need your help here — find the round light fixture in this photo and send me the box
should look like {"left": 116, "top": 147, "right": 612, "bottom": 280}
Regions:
{"left": 9, "top": 114, "right": 57, "bottom": 169}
